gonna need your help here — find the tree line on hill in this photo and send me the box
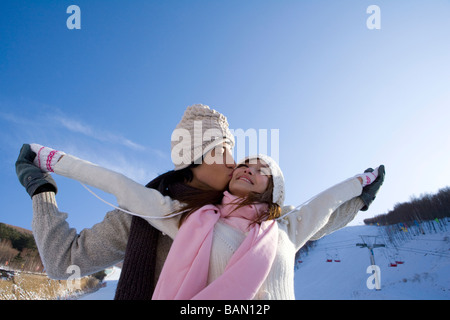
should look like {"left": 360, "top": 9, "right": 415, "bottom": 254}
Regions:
{"left": 364, "top": 186, "right": 450, "bottom": 226}
{"left": 0, "top": 223, "right": 44, "bottom": 272}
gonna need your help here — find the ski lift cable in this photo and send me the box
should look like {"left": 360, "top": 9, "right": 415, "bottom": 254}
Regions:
{"left": 320, "top": 238, "right": 361, "bottom": 245}
{"left": 408, "top": 238, "right": 447, "bottom": 242}
{"left": 384, "top": 242, "right": 449, "bottom": 256}
{"left": 324, "top": 244, "right": 358, "bottom": 249}
{"left": 398, "top": 246, "right": 450, "bottom": 255}
{"left": 315, "top": 238, "right": 361, "bottom": 248}
{"left": 316, "top": 243, "right": 359, "bottom": 250}
{"left": 396, "top": 247, "right": 450, "bottom": 258}
{"left": 397, "top": 248, "right": 450, "bottom": 258}
{"left": 316, "top": 244, "right": 355, "bottom": 251}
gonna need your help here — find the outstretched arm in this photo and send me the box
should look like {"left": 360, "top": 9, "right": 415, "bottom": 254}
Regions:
{"left": 282, "top": 166, "right": 383, "bottom": 251}
{"left": 31, "top": 144, "right": 180, "bottom": 239}
{"left": 16, "top": 144, "right": 132, "bottom": 279}
{"left": 309, "top": 165, "right": 385, "bottom": 240}
{"left": 282, "top": 177, "right": 363, "bottom": 251}
{"left": 32, "top": 192, "right": 132, "bottom": 279}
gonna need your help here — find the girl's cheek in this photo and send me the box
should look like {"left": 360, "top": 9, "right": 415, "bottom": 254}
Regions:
{"left": 232, "top": 167, "right": 243, "bottom": 177}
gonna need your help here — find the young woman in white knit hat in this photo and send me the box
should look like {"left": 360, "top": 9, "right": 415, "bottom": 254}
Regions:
{"left": 16, "top": 104, "right": 385, "bottom": 299}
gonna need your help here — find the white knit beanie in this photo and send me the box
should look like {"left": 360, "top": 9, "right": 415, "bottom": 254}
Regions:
{"left": 171, "top": 104, "right": 235, "bottom": 170}
{"left": 238, "top": 154, "right": 285, "bottom": 207}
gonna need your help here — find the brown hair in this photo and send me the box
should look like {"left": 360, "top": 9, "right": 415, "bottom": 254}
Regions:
{"left": 175, "top": 162, "right": 281, "bottom": 228}
{"left": 229, "top": 176, "right": 281, "bottom": 225}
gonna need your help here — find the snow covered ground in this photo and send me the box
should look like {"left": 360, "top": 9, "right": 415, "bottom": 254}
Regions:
{"left": 78, "top": 266, "right": 120, "bottom": 300}
{"left": 80, "top": 223, "right": 450, "bottom": 300}
{"left": 294, "top": 224, "right": 450, "bottom": 300}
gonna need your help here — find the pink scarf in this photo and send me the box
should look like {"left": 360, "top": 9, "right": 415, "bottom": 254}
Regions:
{"left": 152, "top": 191, "right": 278, "bottom": 300}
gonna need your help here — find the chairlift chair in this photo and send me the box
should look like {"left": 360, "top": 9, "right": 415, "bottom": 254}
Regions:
{"left": 389, "top": 262, "right": 397, "bottom": 267}
{"left": 334, "top": 253, "right": 341, "bottom": 262}
{"left": 394, "top": 253, "right": 404, "bottom": 264}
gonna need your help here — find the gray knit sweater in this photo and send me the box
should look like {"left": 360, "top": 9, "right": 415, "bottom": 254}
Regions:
{"left": 32, "top": 155, "right": 364, "bottom": 299}
{"left": 32, "top": 193, "right": 172, "bottom": 282}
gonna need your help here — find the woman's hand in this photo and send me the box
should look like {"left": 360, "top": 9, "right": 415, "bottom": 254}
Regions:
{"left": 16, "top": 144, "right": 58, "bottom": 197}
{"left": 29, "top": 143, "right": 65, "bottom": 173}
{"left": 356, "top": 167, "right": 379, "bottom": 186}
{"left": 358, "top": 165, "right": 386, "bottom": 211}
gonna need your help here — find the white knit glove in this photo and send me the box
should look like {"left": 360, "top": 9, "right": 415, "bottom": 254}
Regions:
{"left": 29, "top": 143, "right": 65, "bottom": 173}
{"left": 356, "top": 167, "right": 379, "bottom": 187}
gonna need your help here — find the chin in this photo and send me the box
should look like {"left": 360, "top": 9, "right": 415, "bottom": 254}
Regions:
{"left": 229, "top": 185, "right": 251, "bottom": 197}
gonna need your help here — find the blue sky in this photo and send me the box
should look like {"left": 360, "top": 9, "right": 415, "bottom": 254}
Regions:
{"left": 1, "top": 0, "right": 449, "bottom": 231}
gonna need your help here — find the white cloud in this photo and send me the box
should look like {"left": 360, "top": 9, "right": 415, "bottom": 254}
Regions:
{"left": 63, "top": 143, "right": 157, "bottom": 185}
{"left": 47, "top": 113, "right": 169, "bottom": 183}
{"left": 52, "top": 115, "right": 147, "bottom": 151}
{"left": 1, "top": 107, "right": 169, "bottom": 184}
{"left": 0, "top": 111, "right": 34, "bottom": 126}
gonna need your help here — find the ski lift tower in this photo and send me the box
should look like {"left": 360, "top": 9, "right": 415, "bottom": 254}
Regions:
{"left": 356, "top": 235, "right": 385, "bottom": 290}
{"left": 356, "top": 235, "right": 385, "bottom": 265}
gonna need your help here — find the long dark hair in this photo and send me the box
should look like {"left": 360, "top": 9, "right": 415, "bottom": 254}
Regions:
{"left": 144, "top": 164, "right": 224, "bottom": 227}
{"left": 145, "top": 163, "right": 198, "bottom": 196}
{"left": 231, "top": 176, "right": 281, "bottom": 225}
{"left": 164, "top": 163, "right": 281, "bottom": 228}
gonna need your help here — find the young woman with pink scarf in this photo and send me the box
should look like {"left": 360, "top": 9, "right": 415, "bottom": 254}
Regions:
{"left": 24, "top": 141, "right": 382, "bottom": 299}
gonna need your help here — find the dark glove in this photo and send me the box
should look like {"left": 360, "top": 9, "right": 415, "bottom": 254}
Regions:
{"left": 360, "top": 165, "right": 385, "bottom": 211}
{"left": 15, "top": 144, "right": 57, "bottom": 198}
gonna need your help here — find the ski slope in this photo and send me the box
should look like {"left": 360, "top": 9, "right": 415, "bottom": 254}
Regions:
{"left": 294, "top": 224, "right": 450, "bottom": 299}
{"left": 80, "top": 223, "right": 450, "bottom": 300}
